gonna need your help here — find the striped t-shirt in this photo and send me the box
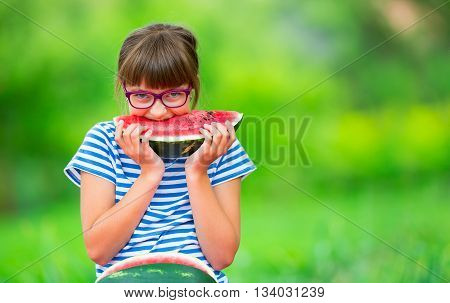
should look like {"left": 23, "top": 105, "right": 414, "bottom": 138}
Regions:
{"left": 63, "top": 120, "right": 257, "bottom": 283}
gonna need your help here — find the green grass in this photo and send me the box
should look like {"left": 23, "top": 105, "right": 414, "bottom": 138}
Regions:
{"left": 1, "top": 176, "right": 449, "bottom": 282}
{"left": 230, "top": 175, "right": 450, "bottom": 282}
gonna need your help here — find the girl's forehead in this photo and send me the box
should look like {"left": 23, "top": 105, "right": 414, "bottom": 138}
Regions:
{"left": 128, "top": 81, "right": 189, "bottom": 91}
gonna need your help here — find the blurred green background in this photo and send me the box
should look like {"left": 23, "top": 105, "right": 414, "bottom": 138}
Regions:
{"left": 0, "top": 0, "right": 449, "bottom": 282}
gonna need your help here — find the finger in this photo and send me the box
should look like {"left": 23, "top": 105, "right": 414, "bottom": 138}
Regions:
{"left": 210, "top": 123, "right": 221, "bottom": 154}
{"left": 132, "top": 125, "right": 143, "bottom": 152}
{"left": 198, "top": 128, "right": 212, "bottom": 165}
{"left": 215, "top": 123, "right": 229, "bottom": 154}
{"left": 225, "top": 120, "right": 236, "bottom": 148}
{"left": 114, "top": 120, "right": 125, "bottom": 146}
{"left": 203, "top": 123, "right": 213, "bottom": 132}
{"left": 199, "top": 128, "right": 212, "bottom": 145}
{"left": 202, "top": 124, "right": 218, "bottom": 157}
{"left": 138, "top": 127, "right": 153, "bottom": 159}
{"left": 123, "top": 123, "right": 138, "bottom": 147}
{"left": 141, "top": 129, "right": 153, "bottom": 152}
{"left": 142, "top": 129, "right": 153, "bottom": 143}
{"left": 131, "top": 125, "right": 143, "bottom": 161}
{"left": 199, "top": 128, "right": 212, "bottom": 141}
{"left": 202, "top": 123, "right": 214, "bottom": 147}
{"left": 215, "top": 122, "right": 229, "bottom": 137}
{"left": 141, "top": 129, "right": 155, "bottom": 158}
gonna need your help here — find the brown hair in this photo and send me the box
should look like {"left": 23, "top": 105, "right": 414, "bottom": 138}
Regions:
{"left": 116, "top": 23, "right": 200, "bottom": 109}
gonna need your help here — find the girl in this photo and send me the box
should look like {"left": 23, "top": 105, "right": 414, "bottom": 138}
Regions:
{"left": 63, "top": 23, "right": 256, "bottom": 283}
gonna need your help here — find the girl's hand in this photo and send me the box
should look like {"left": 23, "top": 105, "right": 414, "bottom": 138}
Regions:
{"left": 114, "top": 120, "right": 165, "bottom": 176}
{"left": 185, "top": 121, "right": 236, "bottom": 175}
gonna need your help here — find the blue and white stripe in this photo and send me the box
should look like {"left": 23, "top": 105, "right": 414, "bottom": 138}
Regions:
{"left": 64, "top": 121, "right": 257, "bottom": 283}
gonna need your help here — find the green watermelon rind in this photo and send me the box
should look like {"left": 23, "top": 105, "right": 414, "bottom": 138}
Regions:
{"left": 97, "top": 263, "right": 217, "bottom": 283}
{"left": 149, "top": 139, "right": 204, "bottom": 158}
{"left": 95, "top": 253, "right": 218, "bottom": 283}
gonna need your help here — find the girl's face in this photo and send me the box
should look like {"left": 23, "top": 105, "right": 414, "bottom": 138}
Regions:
{"left": 125, "top": 80, "right": 192, "bottom": 121}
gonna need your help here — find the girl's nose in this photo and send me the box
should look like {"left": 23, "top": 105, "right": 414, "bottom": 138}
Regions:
{"left": 148, "top": 99, "right": 167, "bottom": 119}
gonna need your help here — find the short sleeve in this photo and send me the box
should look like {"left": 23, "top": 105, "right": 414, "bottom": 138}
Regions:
{"left": 63, "top": 123, "right": 116, "bottom": 187}
{"left": 211, "top": 138, "right": 257, "bottom": 187}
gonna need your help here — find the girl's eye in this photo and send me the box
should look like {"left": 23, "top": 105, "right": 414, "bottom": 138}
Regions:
{"left": 135, "top": 94, "right": 148, "bottom": 99}
{"left": 169, "top": 92, "right": 181, "bottom": 97}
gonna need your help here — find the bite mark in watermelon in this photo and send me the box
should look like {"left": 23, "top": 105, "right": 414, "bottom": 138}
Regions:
{"left": 95, "top": 253, "right": 217, "bottom": 283}
{"left": 113, "top": 110, "right": 243, "bottom": 158}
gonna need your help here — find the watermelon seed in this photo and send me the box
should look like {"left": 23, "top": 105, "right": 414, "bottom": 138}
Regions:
{"left": 181, "top": 142, "right": 197, "bottom": 154}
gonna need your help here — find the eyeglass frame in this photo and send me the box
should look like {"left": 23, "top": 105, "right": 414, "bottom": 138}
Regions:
{"left": 122, "top": 81, "right": 192, "bottom": 109}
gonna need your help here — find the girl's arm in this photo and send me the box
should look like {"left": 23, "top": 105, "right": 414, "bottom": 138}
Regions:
{"left": 185, "top": 121, "right": 243, "bottom": 271}
{"left": 186, "top": 170, "right": 241, "bottom": 271}
{"left": 80, "top": 170, "right": 163, "bottom": 266}
{"left": 81, "top": 122, "right": 165, "bottom": 266}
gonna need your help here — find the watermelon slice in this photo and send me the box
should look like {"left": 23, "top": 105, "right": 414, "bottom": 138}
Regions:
{"left": 95, "top": 253, "right": 217, "bottom": 283}
{"left": 114, "top": 110, "right": 243, "bottom": 158}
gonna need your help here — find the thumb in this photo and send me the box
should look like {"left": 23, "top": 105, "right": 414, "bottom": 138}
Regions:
{"left": 142, "top": 130, "right": 157, "bottom": 154}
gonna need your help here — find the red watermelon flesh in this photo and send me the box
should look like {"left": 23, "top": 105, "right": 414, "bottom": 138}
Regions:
{"left": 114, "top": 110, "right": 242, "bottom": 142}
{"left": 95, "top": 253, "right": 217, "bottom": 282}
